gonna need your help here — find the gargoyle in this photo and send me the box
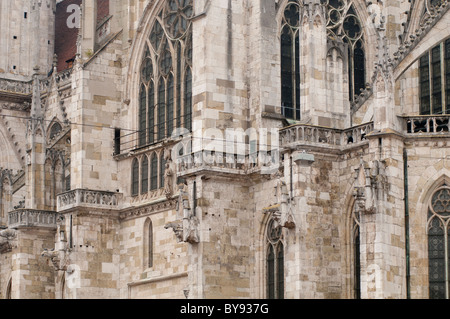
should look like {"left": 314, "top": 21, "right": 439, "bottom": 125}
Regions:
{"left": 0, "top": 229, "right": 16, "bottom": 254}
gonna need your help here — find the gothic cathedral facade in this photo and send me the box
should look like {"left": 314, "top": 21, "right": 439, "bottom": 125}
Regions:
{"left": 0, "top": 0, "right": 449, "bottom": 299}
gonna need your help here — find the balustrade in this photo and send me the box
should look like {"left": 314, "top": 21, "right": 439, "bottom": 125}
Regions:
{"left": 8, "top": 209, "right": 58, "bottom": 229}
{"left": 57, "top": 189, "right": 122, "bottom": 212}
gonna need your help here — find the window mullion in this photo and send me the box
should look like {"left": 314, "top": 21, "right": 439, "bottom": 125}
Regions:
{"left": 441, "top": 43, "right": 446, "bottom": 115}
{"left": 445, "top": 220, "right": 449, "bottom": 299}
{"left": 429, "top": 51, "right": 433, "bottom": 115}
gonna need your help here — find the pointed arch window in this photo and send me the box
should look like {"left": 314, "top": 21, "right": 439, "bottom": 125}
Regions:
{"left": 138, "top": 0, "right": 194, "bottom": 148}
{"left": 352, "top": 207, "right": 361, "bottom": 299}
{"left": 144, "top": 218, "right": 154, "bottom": 269}
{"left": 266, "top": 217, "right": 284, "bottom": 299}
{"left": 280, "top": 0, "right": 301, "bottom": 120}
{"left": 428, "top": 186, "right": 450, "bottom": 299}
{"left": 132, "top": 158, "right": 139, "bottom": 196}
{"left": 160, "top": 153, "right": 166, "bottom": 189}
{"left": 326, "top": 1, "right": 366, "bottom": 102}
{"left": 150, "top": 153, "right": 158, "bottom": 191}
{"left": 141, "top": 156, "right": 149, "bottom": 194}
{"left": 419, "top": 39, "right": 450, "bottom": 115}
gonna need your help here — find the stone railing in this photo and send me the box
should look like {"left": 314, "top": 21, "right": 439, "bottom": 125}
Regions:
{"left": 402, "top": 115, "right": 450, "bottom": 135}
{"left": 280, "top": 122, "right": 374, "bottom": 149}
{"left": 57, "top": 189, "right": 123, "bottom": 212}
{"left": 8, "top": 209, "right": 59, "bottom": 229}
{"left": 177, "top": 149, "right": 279, "bottom": 176}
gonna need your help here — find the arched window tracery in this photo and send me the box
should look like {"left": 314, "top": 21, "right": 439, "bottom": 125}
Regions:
{"left": 351, "top": 206, "right": 361, "bottom": 299}
{"left": 419, "top": 38, "right": 450, "bottom": 115}
{"left": 428, "top": 186, "right": 450, "bottom": 299}
{"left": 326, "top": 0, "right": 366, "bottom": 102}
{"left": 266, "top": 216, "right": 284, "bottom": 299}
{"left": 139, "top": 0, "right": 193, "bottom": 147}
{"left": 280, "top": 0, "right": 301, "bottom": 120}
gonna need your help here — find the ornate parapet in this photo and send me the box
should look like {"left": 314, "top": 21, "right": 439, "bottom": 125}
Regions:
{"left": 57, "top": 189, "right": 123, "bottom": 212}
{"left": 8, "top": 209, "right": 59, "bottom": 230}
{"left": 280, "top": 122, "right": 374, "bottom": 151}
{"left": 176, "top": 149, "right": 279, "bottom": 178}
{"left": 401, "top": 115, "right": 450, "bottom": 135}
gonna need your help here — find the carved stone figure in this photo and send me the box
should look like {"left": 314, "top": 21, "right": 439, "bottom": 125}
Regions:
{"left": 0, "top": 229, "right": 17, "bottom": 254}
{"left": 164, "top": 163, "right": 173, "bottom": 199}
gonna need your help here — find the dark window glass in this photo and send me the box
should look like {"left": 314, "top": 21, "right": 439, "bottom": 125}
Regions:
{"left": 281, "top": 1, "right": 301, "bottom": 121}
{"left": 276, "top": 244, "right": 285, "bottom": 299}
{"left": 420, "top": 54, "right": 431, "bottom": 115}
{"left": 160, "top": 153, "right": 166, "bottom": 189}
{"left": 432, "top": 45, "right": 442, "bottom": 114}
{"left": 141, "top": 156, "right": 149, "bottom": 194}
{"left": 148, "top": 219, "right": 153, "bottom": 268}
{"left": 150, "top": 154, "right": 158, "bottom": 190}
{"left": 445, "top": 39, "right": 450, "bottom": 114}
{"left": 354, "top": 227, "right": 361, "bottom": 299}
{"left": 167, "top": 74, "right": 174, "bottom": 137}
{"left": 138, "top": 0, "right": 193, "bottom": 149}
{"left": 267, "top": 245, "right": 275, "bottom": 299}
{"left": 184, "top": 68, "right": 192, "bottom": 132}
{"left": 266, "top": 218, "right": 284, "bottom": 299}
{"left": 132, "top": 159, "right": 139, "bottom": 196}
{"left": 139, "top": 85, "right": 147, "bottom": 146}
{"left": 326, "top": 3, "right": 365, "bottom": 102}
{"left": 428, "top": 188, "right": 450, "bottom": 299}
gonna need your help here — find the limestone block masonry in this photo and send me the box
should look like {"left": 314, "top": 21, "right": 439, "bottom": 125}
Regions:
{"left": 0, "top": 0, "right": 450, "bottom": 300}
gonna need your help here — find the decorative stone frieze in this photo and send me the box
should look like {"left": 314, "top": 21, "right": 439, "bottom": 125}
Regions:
{"left": 119, "top": 198, "right": 177, "bottom": 220}
{"left": 57, "top": 189, "right": 123, "bottom": 212}
{"left": 8, "top": 209, "right": 59, "bottom": 229}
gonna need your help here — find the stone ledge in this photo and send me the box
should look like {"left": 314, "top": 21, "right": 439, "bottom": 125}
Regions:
{"left": 57, "top": 189, "right": 123, "bottom": 212}
{"left": 8, "top": 209, "right": 59, "bottom": 230}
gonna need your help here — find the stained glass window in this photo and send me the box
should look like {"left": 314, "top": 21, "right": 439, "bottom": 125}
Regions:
{"left": 281, "top": 0, "right": 301, "bottom": 120}
{"left": 326, "top": 1, "right": 366, "bottom": 102}
{"left": 352, "top": 208, "right": 361, "bottom": 299}
{"left": 138, "top": 0, "right": 193, "bottom": 148}
{"left": 419, "top": 39, "right": 450, "bottom": 115}
{"left": 266, "top": 217, "right": 284, "bottom": 299}
{"left": 428, "top": 187, "right": 450, "bottom": 299}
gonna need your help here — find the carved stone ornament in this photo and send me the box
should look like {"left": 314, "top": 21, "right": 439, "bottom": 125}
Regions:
{"left": 0, "top": 229, "right": 17, "bottom": 254}
{"left": 165, "top": 183, "right": 199, "bottom": 244}
{"left": 264, "top": 173, "right": 296, "bottom": 230}
{"left": 41, "top": 215, "right": 70, "bottom": 271}
{"left": 353, "top": 159, "right": 389, "bottom": 215}
{"left": 164, "top": 221, "right": 183, "bottom": 243}
{"left": 41, "top": 247, "right": 70, "bottom": 272}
